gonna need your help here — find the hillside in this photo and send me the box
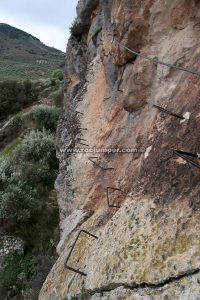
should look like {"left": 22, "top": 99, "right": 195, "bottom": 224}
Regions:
{"left": 0, "top": 23, "right": 65, "bottom": 81}
{"left": 39, "top": 1, "right": 200, "bottom": 300}
{"left": 0, "top": 78, "right": 63, "bottom": 299}
{"left": 0, "top": 24, "right": 64, "bottom": 298}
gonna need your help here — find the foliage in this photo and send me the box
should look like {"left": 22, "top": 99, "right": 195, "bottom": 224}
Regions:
{"left": 1, "top": 138, "right": 22, "bottom": 157}
{"left": 0, "top": 254, "right": 35, "bottom": 298}
{"left": 51, "top": 69, "right": 64, "bottom": 81}
{"left": 21, "top": 255, "right": 57, "bottom": 300}
{"left": 0, "top": 180, "right": 40, "bottom": 222}
{"left": 15, "top": 130, "right": 58, "bottom": 185}
{"left": 70, "top": 20, "right": 83, "bottom": 37}
{"left": 63, "top": 289, "right": 96, "bottom": 300}
{"left": 79, "top": 289, "right": 96, "bottom": 299}
{"left": 28, "top": 105, "right": 60, "bottom": 131}
{"left": 0, "top": 129, "right": 58, "bottom": 224}
{"left": 52, "top": 86, "right": 64, "bottom": 107}
{"left": 0, "top": 79, "right": 38, "bottom": 120}
{"left": 20, "top": 192, "right": 59, "bottom": 253}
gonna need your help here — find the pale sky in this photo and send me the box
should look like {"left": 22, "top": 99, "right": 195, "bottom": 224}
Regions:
{"left": 0, "top": 0, "right": 79, "bottom": 52}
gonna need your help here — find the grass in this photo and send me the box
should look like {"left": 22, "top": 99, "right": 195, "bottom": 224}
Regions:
{"left": 1, "top": 138, "right": 22, "bottom": 156}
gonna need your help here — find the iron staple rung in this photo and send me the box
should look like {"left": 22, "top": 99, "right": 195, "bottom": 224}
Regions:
{"left": 81, "top": 229, "right": 99, "bottom": 239}
{"left": 103, "top": 96, "right": 111, "bottom": 101}
{"left": 77, "top": 138, "right": 87, "bottom": 142}
{"left": 153, "top": 105, "right": 185, "bottom": 120}
{"left": 76, "top": 137, "right": 89, "bottom": 146}
{"left": 64, "top": 265, "right": 87, "bottom": 276}
{"left": 174, "top": 150, "right": 200, "bottom": 169}
{"left": 175, "top": 150, "right": 199, "bottom": 158}
{"left": 75, "top": 111, "right": 84, "bottom": 115}
{"left": 64, "top": 230, "right": 98, "bottom": 276}
{"left": 117, "top": 66, "right": 125, "bottom": 92}
{"left": 79, "top": 142, "right": 90, "bottom": 147}
{"left": 106, "top": 187, "right": 122, "bottom": 208}
{"left": 89, "top": 157, "right": 114, "bottom": 171}
{"left": 116, "top": 40, "right": 200, "bottom": 78}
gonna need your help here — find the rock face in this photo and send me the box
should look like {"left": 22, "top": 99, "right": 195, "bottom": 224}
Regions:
{"left": 39, "top": 0, "right": 200, "bottom": 299}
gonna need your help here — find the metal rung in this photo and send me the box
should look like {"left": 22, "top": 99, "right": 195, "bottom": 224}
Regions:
{"left": 153, "top": 105, "right": 185, "bottom": 120}
{"left": 103, "top": 96, "right": 111, "bottom": 102}
{"left": 106, "top": 187, "right": 122, "bottom": 208}
{"left": 77, "top": 137, "right": 89, "bottom": 147}
{"left": 175, "top": 150, "right": 199, "bottom": 158}
{"left": 77, "top": 128, "right": 87, "bottom": 131}
{"left": 174, "top": 150, "right": 200, "bottom": 169}
{"left": 89, "top": 157, "right": 114, "bottom": 171}
{"left": 64, "top": 229, "right": 98, "bottom": 276}
{"left": 79, "top": 142, "right": 89, "bottom": 147}
{"left": 75, "top": 111, "right": 84, "bottom": 115}
{"left": 77, "top": 138, "right": 87, "bottom": 142}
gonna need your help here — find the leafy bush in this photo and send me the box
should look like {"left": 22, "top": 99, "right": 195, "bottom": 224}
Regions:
{"left": 28, "top": 105, "right": 60, "bottom": 131}
{"left": 70, "top": 20, "right": 83, "bottom": 37}
{"left": 0, "top": 180, "right": 39, "bottom": 222}
{"left": 52, "top": 86, "right": 64, "bottom": 107}
{"left": 0, "top": 129, "right": 58, "bottom": 224}
{"left": 51, "top": 69, "right": 64, "bottom": 81}
{"left": 0, "top": 254, "right": 35, "bottom": 298}
{"left": 0, "top": 80, "right": 38, "bottom": 120}
{"left": 21, "top": 255, "right": 56, "bottom": 300}
{"left": 14, "top": 129, "right": 58, "bottom": 182}
{"left": 0, "top": 155, "right": 40, "bottom": 222}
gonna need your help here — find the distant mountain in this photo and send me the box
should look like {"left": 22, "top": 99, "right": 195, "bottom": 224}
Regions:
{"left": 0, "top": 23, "right": 65, "bottom": 81}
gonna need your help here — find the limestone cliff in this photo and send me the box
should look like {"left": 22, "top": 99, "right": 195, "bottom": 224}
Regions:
{"left": 39, "top": 0, "right": 200, "bottom": 299}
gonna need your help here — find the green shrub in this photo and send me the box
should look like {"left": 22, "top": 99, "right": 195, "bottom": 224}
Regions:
{"left": 0, "top": 155, "right": 40, "bottom": 222}
{"left": 0, "top": 80, "right": 38, "bottom": 120}
{"left": 0, "top": 254, "right": 35, "bottom": 298}
{"left": 0, "top": 156, "right": 14, "bottom": 189}
{"left": 70, "top": 20, "right": 83, "bottom": 36}
{"left": 16, "top": 129, "right": 56, "bottom": 161}
{"left": 0, "top": 129, "right": 58, "bottom": 224}
{"left": 28, "top": 105, "right": 60, "bottom": 131}
{"left": 0, "top": 181, "right": 40, "bottom": 222}
{"left": 51, "top": 78, "right": 57, "bottom": 86}
{"left": 52, "top": 86, "right": 64, "bottom": 107}
{"left": 14, "top": 129, "right": 58, "bottom": 180}
{"left": 33, "top": 79, "right": 52, "bottom": 92}
{"left": 51, "top": 69, "right": 64, "bottom": 81}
